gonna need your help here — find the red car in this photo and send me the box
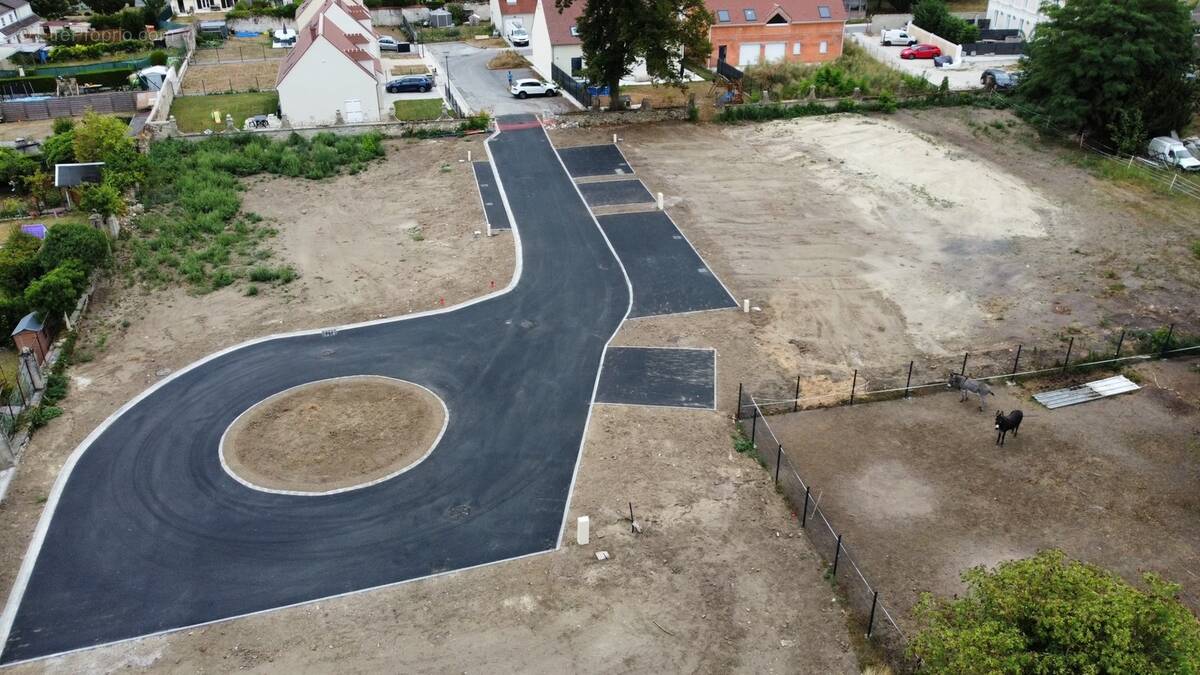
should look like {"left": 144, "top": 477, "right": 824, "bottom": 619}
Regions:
{"left": 900, "top": 44, "right": 941, "bottom": 60}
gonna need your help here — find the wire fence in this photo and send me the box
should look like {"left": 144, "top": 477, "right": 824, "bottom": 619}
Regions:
{"left": 742, "top": 321, "right": 1199, "bottom": 416}
{"left": 190, "top": 43, "right": 283, "bottom": 65}
{"left": 730, "top": 319, "right": 1199, "bottom": 666}
{"left": 443, "top": 76, "right": 465, "bottom": 118}
{"left": 989, "top": 94, "right": 1200, "bottom": 203}
{"left": 735, "top": 389, "right": 909, "bottom": 664}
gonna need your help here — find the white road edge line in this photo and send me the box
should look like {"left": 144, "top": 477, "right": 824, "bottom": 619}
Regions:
{"left": 470, "top": 160, "right": 495, "bottom": 237}
{"left": 0, "top": 122, "right": 529, "bottom": 665}
{"left": 546, "top": 120, "right": 636, "bottom": 550}
{"left": 217, "top": 376, "right": 450, "bottom": 497}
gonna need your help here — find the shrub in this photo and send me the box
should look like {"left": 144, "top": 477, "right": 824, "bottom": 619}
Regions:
{"left": 0, "top": 230, "right": 42, "bottom": 294}
{"left": 911, "top": 550, "right": 1200, "bottom": 673}
{"left": 28, "top": 405, "right": 63, "bottom": 429}
{"left": 80, "top": 183, "right": 125, "bottom": 217}
{"left": 148, "top": 49, "right": 168, "bottom": 66}
{"left": 24, "top": 260, "right": 87, "bottom": 319}
{"left": 51, "top": 117, "right": 75, "bottom": 136}
{"left": 42, "top": 372, "right": 68, "bottom": 405}
{"left": 39, "top": 222, "right": 110, "bottom": 272}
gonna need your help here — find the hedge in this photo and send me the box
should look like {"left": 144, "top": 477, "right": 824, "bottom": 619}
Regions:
{"left": 0, "top": 68, "right": 135, "bottom": 94}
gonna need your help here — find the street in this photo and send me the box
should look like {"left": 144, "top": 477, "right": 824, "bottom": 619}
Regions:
{"left": 422, "top": 42, "right": 578, "bottom": 117}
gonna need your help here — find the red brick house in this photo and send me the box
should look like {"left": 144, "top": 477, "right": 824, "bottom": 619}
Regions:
{"left": 705, "top": 0, "right": 847, "bottom": 68}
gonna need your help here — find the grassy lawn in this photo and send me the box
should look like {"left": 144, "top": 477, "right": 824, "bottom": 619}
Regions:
{"left": 418, "top": 24, "right": 493, "bottom": 43}
{"left": 171, "top": 92, "right": 279, "bottom": 133}
{"left": 393, "top": 98, "right": 444, "bottom": 121}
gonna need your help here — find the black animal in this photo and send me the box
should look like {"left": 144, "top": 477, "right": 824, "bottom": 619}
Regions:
{"left": 994, "top": 409, "right": 1023, "bottom": 446}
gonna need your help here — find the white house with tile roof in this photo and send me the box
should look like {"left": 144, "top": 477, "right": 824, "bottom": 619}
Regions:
{"left": 0, "top": 0, "right": 41, "bottom": 45}
{"left": 276, "top": 4, "right": 384, "bottom": 127}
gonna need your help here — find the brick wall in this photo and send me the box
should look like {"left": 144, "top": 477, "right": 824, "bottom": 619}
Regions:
{"left": 708, "top": 22, "right": 845, "bottom": 67}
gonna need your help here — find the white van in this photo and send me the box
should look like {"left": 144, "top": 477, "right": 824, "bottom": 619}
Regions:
{"left": 506, "top": 20, "right": 528, "bottom": 47}
{"left": 1148, "top": 136, "right": 1200, "bottom": 171}
{"left": 880, "top": 29, "right": 917, "bottom": 46}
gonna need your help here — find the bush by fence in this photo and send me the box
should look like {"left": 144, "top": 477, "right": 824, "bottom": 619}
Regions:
{"left": 0, "top": 68, "right": 137, "bottom": 96}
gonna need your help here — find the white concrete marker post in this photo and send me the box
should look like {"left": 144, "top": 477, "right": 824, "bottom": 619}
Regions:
{"left": 577, "top": 516, "right": 590, "bottom": 545}
{"left": 743, "top": 299, "right": 750, "bottom": 313}
{"left": 467, "top": 150, "right": 472, "bottom": 162}
{"left": 656, "top": 192, "right": 664, "bottom": 210}
{"left": 612, "top": 133, "right": 618, "bottom": 144}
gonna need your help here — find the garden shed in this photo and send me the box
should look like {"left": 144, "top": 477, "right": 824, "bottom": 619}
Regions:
{"left": 429, "top": 7, "right": 452, "bottom": 27}
{"left": 11, "top": 312, "right": 49, "bottom": 364}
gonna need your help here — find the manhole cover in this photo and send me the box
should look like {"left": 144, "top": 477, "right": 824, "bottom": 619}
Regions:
{"left": 446, "top": 504, "right": 471, "bottom": 521}
{"left": 519, "top": 319, "right": 535, "bottom": 330}
{"left": 318, "top": 348, "right": 336, "bottom": 358}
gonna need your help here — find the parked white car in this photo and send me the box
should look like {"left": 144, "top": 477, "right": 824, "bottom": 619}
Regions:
{"left": 510, "top": 78, "right": 558, "bottom": 98}
{"left": 506, "top": 21, "right": 529, "bottom": 47}
{"left": 1148, "top": 136, "right": 1200, "bottom": 171}
{"left": 880, "top": 29, "right": 917, "bottom": 46}
{"left": 378, "top": 35, "right": 403, "bottom": 52}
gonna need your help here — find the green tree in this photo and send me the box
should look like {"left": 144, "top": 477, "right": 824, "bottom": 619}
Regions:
{"left": 73, "top": 112, "right": 142, "bottom": 189}
{"left": 84, "top": 0, "right": 130, "bottom": 14}
{"left": 80, "top": 183, "right": 125, "bottom": 217}
{"left": 141, "top": 0, "right": 167, "bottom": 27}
{"left": 0, "top": 148, "right": 37, "bottom": 193}
{"left": 554, "top": 0, "right": 713, "bottom": 110}
{"left": 32, "top": 0, "right": 73, "bottom": 19}
{"left": 24, "top": 261, "right": 87, "bottom": 320}
{"left": 1019, "top": 0, "right": 1197, "bottom": 141}
{"left": 0, "top": 229, "right": 44, "bottom": 294}
{"left": 41, "top": 130, "right": 76, "bottom": 167}
{"left": 911, "top": 550, "right": 1200, "bottom": 673}
{"left": 38, "top": 222, "right": 110, "bottom": 273}
{"left": 912, "top": 0, "right": 976, "bottom": 43}
{"left": 51, "top": 117, "right": 74, "bottom": 136}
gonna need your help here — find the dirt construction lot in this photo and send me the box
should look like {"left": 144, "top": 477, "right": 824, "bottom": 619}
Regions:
{"left": 0, "top": 136, "right": 859, "bottom": 672}
{"left": 765, "top": 358, "right": 1200, "bottom": 633}
{"left": 552, "top": 109, "right": 1200, "bottom": 404}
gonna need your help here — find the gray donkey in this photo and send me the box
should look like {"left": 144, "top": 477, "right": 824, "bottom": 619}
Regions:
{"left": 948, "top": 373, "right": 994, "bottom": 411}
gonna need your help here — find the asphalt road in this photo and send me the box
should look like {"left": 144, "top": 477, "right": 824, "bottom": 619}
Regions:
{"left": 424, "top": 42, "right": 578, "bottom": 116}
{"left": 0, "top": 114, "right": 629, "bottom": 664}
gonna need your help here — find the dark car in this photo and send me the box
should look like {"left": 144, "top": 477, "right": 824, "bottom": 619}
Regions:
{"left": 980, "top": 68, "right": 1020, "bottom": 92}
{"left": 386, "top": 75, "right": 433, "bottom": 93}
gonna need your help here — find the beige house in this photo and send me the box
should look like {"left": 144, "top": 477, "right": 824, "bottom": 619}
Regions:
{"left": 276, "top": 0, "right": 383, "bottom": 127}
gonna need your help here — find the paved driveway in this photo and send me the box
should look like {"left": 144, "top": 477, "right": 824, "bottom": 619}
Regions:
{"left": 847, "top": 32, "right": 1018, "bottom": 91}
{"left": 424, "top": 42, "right": 578, "bottom": 116}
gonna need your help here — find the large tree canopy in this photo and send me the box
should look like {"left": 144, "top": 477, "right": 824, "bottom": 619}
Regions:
{"left": 1018, "top": 0, "right": 1197, "bottom": 143}
{"left": 554, "top": 0, "right": 712, "bottom": 109}
{"left": 910, "top": 550, "right": 1200, "bottom": 673}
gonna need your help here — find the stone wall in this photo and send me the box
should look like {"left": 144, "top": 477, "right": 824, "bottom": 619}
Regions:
{"left": 145, "top": 117, "right": 466, "bottom": 142}
{"left": 547, "top": 106, "right": 689, "bottom": 129}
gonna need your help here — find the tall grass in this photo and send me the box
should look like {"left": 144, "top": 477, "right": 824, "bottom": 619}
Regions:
{"left": 132, "top": 132, "right": 385, "bottom": 291}
{"left": 745, "top": 41, "right": 933, "bottom": 101}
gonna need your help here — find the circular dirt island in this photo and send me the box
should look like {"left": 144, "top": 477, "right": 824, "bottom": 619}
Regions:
{"left": 223, "top": 376, "right": 446, "bottom": 493}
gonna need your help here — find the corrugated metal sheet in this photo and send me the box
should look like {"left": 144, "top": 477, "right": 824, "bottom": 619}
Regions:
{"left": 1033, "top": 375, "right": 1140, "bottom": 410}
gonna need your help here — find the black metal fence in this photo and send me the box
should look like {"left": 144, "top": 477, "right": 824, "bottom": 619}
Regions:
{"left": 551, "top": 63, "right": 593, "bottom": 108}
{"left": 742, "top": 321, "right": 1199, "bottom": 417}
{"left": 735, "top": 388, "right": 908, "bottom": 663}
{"left": 443, "top": 77, "right": 464, "bottom": 118}
{"left": 716, "top": 58, "right": 743, "bottom": 82}
{"left": 962, "top": 40, "right": 1025, "bottom": 56}
{"left": 399, "top": 12, "right": 419, "bottom": 42}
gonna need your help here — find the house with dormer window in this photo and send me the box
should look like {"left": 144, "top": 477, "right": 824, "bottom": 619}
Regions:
{"left": 276, "top": 0, "right": 384, "bottom": 127}
{"left": 705, "top": 0, "right": 846, "bottom": 67}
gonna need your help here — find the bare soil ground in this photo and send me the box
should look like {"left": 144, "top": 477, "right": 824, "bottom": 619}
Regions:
{"left": 181, "top": 60, "right": 282, "bottom": 95}
{"left": 764, "top": 358, "right": 1200, "bottom": 634}
{"left": 552, "top": 109, "right": 1200, "bottom": 404}
{"left": 0, "top": 118, "right": 63, "bottom": 142}
{"left": 224, "top": 377, "right": 445, "bottom": 492}
{"left": 0, "top": 133, "right": 860, "bottom": 671}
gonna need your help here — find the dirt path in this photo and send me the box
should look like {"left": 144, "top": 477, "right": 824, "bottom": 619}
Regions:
{"left": 224, "top": 377, "right": 445, "bottom": 493}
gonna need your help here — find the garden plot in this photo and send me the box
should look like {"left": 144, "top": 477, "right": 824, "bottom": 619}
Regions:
{"left": 764, "top": 358, "right": 1200, "bottom": 633}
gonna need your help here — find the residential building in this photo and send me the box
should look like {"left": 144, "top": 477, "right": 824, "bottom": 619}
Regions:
{"left": 705, "top": 0, "right": 846, "bottom": 67}
{"left": 0, "top": 0, "right": 41, "bottom": 45}
{"left": 275, "top": 7, "right": 383, "bottom": 126}
{"left": 297, "top": 0, "right": 375, "bottom": 40}
{"left": 985, "top": 0, "right": 1063, "bottom": 38}
{"left": 171, "top": 0, "right": 236, "bottom": 15}
{"left": 529, "top": 0, "right": 652, "bottom": 82}
{"left": 490, "top": 0, "right": 536, "bottom": 33}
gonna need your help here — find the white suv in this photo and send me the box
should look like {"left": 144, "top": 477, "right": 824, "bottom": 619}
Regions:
{"left": 510, "top": 78, "right": 558, "bottom": 99}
